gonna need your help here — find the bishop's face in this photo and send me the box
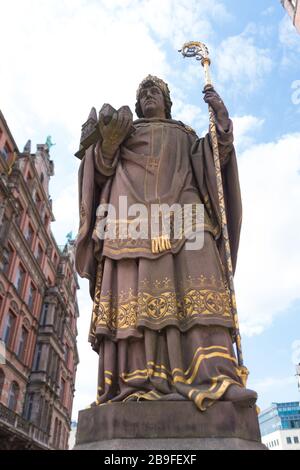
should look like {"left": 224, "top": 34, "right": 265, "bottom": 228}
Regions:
{"left": 139, "top": 84, "right": 166, "bottom": 119}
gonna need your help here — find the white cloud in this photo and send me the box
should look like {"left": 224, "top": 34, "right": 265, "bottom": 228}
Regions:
{"left": 138, "top": 0, "right": 232, "bottom": 49}
{"left": 279, "top": 14, "right": 300, "bottom": 51}
{"left": 51, "top": 172, "right": 79, "bottom": 244}
{"left": 0, "top": 0, "right": 170, "bottom": 145}
{"left": 279, "top": 14, "right": 300, "bottom": 67}
{"left": 261, "top": 6, "right": 275, "bottom": 17}
{"left": 248, "top": 373, "right": 300, "bottom": 411}
{"left": 0, "top": 0, "right": 232, "bottom": 148}
{"left": 215, "top": 33, "right": 273, "bottom": 92}
{"left": 232, "top": 115, "right": 265, "bottom": 151}
{"left": 292, "top": 340, "right": 300, "bottom": 365}
{"left": 235, "top": 132, "right": 300, "bottom": 336}
{"left": 251, "top": 375, "right": 296, "bottom": 396}
{"left": 172, "top": 100, "right": 206, "bottom": 129}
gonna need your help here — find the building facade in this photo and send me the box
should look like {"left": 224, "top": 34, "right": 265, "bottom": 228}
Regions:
{"left": 281, "top": 0, "right": 300, "bottom": 33}
{"left": 0, "top": 110, "right": 79, "bottom": 450}
{"left": 259, "top": 401, "right": 300, "bottom": 450}
{"left": 261, "top": 428, "right": 300, "bottom": 450}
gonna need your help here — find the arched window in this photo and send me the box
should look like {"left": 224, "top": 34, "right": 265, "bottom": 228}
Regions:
{"left": 8, "top": 381, "right": 19, "bottom": 411}
{"left": 0, "top": 369, "right": 5, "bottom": 399}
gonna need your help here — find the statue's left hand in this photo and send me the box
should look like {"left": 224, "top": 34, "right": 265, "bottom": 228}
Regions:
{"left": 203, "top": 85, "right": 230, "bottom": 130}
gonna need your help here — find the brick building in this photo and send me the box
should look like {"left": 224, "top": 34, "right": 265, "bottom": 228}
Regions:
{"left": 0, "top": 110, "right": 79, "bottom": 450}
{"left": 281, "top": 0, "right": 300, "bottom": 33}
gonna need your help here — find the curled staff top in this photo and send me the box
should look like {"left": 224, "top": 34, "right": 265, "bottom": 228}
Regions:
{"left": 179, "top": 41, "right": 211, "bottom": 65}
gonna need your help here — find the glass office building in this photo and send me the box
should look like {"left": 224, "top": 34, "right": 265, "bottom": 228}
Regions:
{"left": 259, "top": 402, "right": 300, "bottom": 437}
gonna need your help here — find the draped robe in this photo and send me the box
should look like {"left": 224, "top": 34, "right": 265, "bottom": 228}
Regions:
{"left": 75, "top": 116, "right": 244, "bottom": 410}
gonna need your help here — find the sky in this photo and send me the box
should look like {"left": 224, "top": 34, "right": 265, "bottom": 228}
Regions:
{"left": 0, "top": 0, "right": 300, "bottom": 420}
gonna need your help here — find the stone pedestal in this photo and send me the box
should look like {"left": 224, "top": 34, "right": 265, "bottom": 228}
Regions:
{"left": 73, "top": 401, "right": 266, "bottom": 450}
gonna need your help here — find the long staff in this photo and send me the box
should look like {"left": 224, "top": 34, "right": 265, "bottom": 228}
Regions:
{"left": 179, "top": 41, "right": 248, "bottom": 385}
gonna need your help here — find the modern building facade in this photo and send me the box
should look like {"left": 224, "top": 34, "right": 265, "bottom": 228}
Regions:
{"left": 0, "top": 110, "right": 79, "bottom": 450}
{"left": 259, "top": 401, "right": 300, "bottom": 450}
{"left": 281, "top": 0, "right": 300, "bottom": 33}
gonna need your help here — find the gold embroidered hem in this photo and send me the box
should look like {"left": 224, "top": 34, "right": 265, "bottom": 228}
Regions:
{"left": 95, "top": 325, "right": 243, "bottom": 411}
{"left": 92, "top": 285, "right": 233, "bottom": 341}
{"left": 89, "top": 233, "right": 233, "bottom": 344}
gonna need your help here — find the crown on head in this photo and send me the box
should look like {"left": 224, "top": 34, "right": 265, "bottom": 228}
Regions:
{"left": 136, "top": 75, "right": 170, "bottom": 100}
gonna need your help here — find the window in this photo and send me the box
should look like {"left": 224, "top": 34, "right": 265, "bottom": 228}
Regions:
{"left": 14, "top": 264, "right": 26, "bottom": 295}
{"left": 24, "top": 392, "right": 34, "bottom": 421}
{"left": 25, "top": 224, "right": 34, "bottom": 247}
{"left": 3, "top": 312, "right": 16, "bottom": 348}
{"left": 60, "top": 378, "right": 66, "bottom": 403}
{"left": 55, "top": 310, "right": 64, "bottom": 339}
{"left": 294, "top": 436, "right": 299, "bottom": 444}
{"left": 3, "top": 244, "right": 14, "bottom": 276}
{"left": 8, "top": 381, "right": 19, "bottom": 412}
{"left": 0, "top": 142, "right": 11, "bottom": 161}
{"left": 17, "top": 327, "right": 28, "bottom": 361}
{"left": 0, "top": 215, "right": 8, "bottom": 240}
{"left": 35, "top": 193, "right": 43, "bottom": 213}
{"left": 48, "top": 348, "right": 59, "bottom": 382}
{"left": 286, "top": 436, "right": 292, "bottom": 444}
{"left": 44, "top": 214, "right": 49, "bottom": 230}
{"left": 53, "top": 253, "right": 58, "bottom": 267}
{"left": 33, "top": 343, "right": 43, "bottom": 371}
{"left": 47, "top": 347, "right": 59, "bottom": 382}
{"left": 35, "top": 192, "right": 41, "bottom": 204}
{"left": 40, "top": 303, "right": 49, "bottom": 326}
{"left": 52, "top": 353, "right": 59, "bottom": 381}
{"left": 15, "top": 200, "right": 24, "bottom": 227}
{"left": 35, "top": 244, "right": 43, "bottom": 264}
{"left": 0, "top": 369, "right": 5, "bottom": 398}
{"left": 41, "top": 399, "right": 50, "bottom": 432}
{"left": 27, "top": 283, "right": 37, "bottom": 311}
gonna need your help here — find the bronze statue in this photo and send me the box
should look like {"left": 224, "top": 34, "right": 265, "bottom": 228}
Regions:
{"left": 75, "top": 74, "right": 257, "bottom": 411}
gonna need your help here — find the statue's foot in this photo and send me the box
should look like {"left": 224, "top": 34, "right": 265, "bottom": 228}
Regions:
{"left": 222, "top": 385, "right": 257, "bottom": 407}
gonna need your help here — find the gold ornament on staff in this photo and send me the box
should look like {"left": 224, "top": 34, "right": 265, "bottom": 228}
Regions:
{"left": 179, "top": 41, "right": 249, "bottom": 386}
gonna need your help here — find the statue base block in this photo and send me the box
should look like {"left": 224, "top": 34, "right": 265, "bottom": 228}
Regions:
{"left": 74, "top": 401, "right": 266, "bottom": 450}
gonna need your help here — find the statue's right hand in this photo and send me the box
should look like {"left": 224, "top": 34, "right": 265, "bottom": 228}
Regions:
{"left": 99, "top": 104, "right": 133, "bottom": 158}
